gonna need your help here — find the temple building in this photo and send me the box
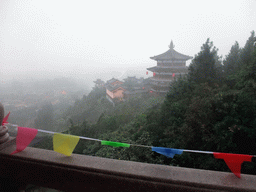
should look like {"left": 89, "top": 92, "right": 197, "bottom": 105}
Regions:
{"left": 105, "top": 78, "right": 126, "bottom": 104}
{"left": 147, "top": 41, "right": 193, "bottom": 94}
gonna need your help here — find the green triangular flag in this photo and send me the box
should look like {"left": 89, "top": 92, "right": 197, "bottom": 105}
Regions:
{"left": 101, "top": 140, "right": 130, "bottom": 148}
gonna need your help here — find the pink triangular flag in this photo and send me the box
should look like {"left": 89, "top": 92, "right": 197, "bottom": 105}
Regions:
{"left": 2, "top": 112, "right": 10, "bottom": 125}
{"left": 213, "top": 153, "right": 252, "bottom": 178}
{"left": 11, "top": 127, "right": 38, "bottom": 155}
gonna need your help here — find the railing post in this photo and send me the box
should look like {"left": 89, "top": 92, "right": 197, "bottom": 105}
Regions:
{"left": 0, "top": 102, "right": 10, "bottom": 145}
{"left": 0, "top": 102, "right": 4, "bottom": 125}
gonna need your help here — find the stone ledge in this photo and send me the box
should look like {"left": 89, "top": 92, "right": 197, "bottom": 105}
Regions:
{"left": 0, "top": 136, "right": 16, "bottom": 151}
{"left": 0, "top": 143, "right": 256, "bottom": 191}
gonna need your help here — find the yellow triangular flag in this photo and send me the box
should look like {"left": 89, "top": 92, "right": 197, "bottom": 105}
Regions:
{"left": 53, "top": 133, "right": 80, "bottom": 156}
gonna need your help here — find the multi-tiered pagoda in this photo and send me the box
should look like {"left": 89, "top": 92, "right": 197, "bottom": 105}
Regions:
{"left": 147, "top": 41, "right": 192, "bottom": 94}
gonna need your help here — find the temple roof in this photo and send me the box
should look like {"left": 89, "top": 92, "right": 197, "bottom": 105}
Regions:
{"left": 150, "top": 41, "right": 193, "bottom": 61}
{"left": 105, "top": 78, "right": 123, "bottom": 87}
{"left": 106, "top": 78, "right": 120, "bottom": 84}
{"left": 106, "top": 84, "right": 126, "bottom": 92}
{"left": 147, "top": 66, "right": 188, "bottom": 72}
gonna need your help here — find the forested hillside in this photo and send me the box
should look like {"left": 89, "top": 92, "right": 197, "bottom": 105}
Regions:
{"left": 35, "top": 31, "right": 256, "bottom": 175}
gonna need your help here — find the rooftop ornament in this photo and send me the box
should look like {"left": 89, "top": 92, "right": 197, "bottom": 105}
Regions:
{"left": 169, "top": 40, "right": 175, "bottom": 50}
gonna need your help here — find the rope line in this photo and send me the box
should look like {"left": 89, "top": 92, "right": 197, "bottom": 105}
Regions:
{"left": 6, "top": 123, "right": 256, "bottom": 156}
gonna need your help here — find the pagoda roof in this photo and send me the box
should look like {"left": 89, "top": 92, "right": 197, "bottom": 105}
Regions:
{"left": 147, "top": 66, "right": 188, "bottom": 72}
{"left": 150, "top": 41, "right": 193, "bottom": 61}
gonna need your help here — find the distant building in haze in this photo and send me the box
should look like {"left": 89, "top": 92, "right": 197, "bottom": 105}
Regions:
{"left": 93, "top": 79, "right": 105, "bottom": 88}
{"left": 122, "top": 76, "right": 150, "bottom": 99}
{"left": 147, "top": 41, "right": 192, "bottom": 94}
{"left": 105, "top": 78, "right": 126, "bottom": 103}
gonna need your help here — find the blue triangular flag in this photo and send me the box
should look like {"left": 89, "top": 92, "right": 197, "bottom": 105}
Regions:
{"left": 152, "top": 147, "right": 183, "bottom": 158}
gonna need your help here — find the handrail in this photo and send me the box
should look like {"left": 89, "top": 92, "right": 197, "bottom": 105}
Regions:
{"left": 1, "top": 141, "right": 256, "bottom": 191}
{"left": 0, "top": 102, "right": 12, "bottom": 147}
{"left": 0, "top": 102, "right": 4, "bottom": 125}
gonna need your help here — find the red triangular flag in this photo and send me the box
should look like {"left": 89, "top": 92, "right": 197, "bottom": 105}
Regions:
{"left": 213, "top": 153, "right": 252, "bottom": 178}
{"left": 172, "top": 73, "right": 175, "bottom": 78}
{"left": 153, "top": 72, "right": 156, "bottom": 77}
{"left": 146, "top": 71, "right": 148, "bottom": 75}
{"left": 2, "top": 112, "right": 10, "bottom": 125}
{"left": 11, "top": 127, "right": 38, "bottom": 155}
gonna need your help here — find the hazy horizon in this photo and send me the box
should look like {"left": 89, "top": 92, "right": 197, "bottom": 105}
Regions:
{"left": 0, "top": 0, "right": 256, "bottom": 84}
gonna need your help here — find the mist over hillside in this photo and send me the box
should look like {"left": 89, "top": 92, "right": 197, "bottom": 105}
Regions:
{"left": 1, "top": 63, "right": 154, "bottom": 91}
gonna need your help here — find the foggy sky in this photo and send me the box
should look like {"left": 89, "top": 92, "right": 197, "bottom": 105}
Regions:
{"left": 0, "top": 0, "right": 256, "bottom": 82}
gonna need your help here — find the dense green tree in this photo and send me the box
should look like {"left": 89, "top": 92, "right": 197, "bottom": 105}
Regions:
{"left": 240, "top": 31, "right": 255, "bottom": 67}
{"left": 188, "top": 38, "right": 222, "bottom": 85}
{"left": 223, "top": 41, "right": 241, "bottom": 78}
{"left": 236, "top": 31, "right": 256, "bottom": 92}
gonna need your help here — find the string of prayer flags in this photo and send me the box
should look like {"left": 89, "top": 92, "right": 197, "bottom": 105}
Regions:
{"left": 53, "top": 133, "right": 80, "bottom": 156}
{"left": 213, "top": 153, "right": 253, "bottom": 178}
{"left": 4, "top": 120, "right": 256, "bottom": 179}
{"left": 2, "top": 112, "right": 10, "bottom": 125}
{"left": 101, "top": 140, "right": 130, "bottom": 148}
{"left": 11, "top": 127, "right": 38, "bottom": 155}
{"left": 152, "top": 147, "right": 183, "bottom": 158}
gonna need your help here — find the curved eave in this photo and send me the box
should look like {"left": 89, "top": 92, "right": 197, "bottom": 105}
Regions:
{"left": 147, "top": 66, "right": 188, "bottom": 72}
{"left": 151, "top": 82, "right": 170, "bottom": 87}
{"left": 151, "top": 88, "right": 168, "bottom": 93}
{"left": 156, "top": 72, "right": 187, "bottom": 75}
{"left": 150, "top": 49, "right": 193, "bottom": 61}
{"left": 151, "top": 78, "right": 173, "bottom": 82}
